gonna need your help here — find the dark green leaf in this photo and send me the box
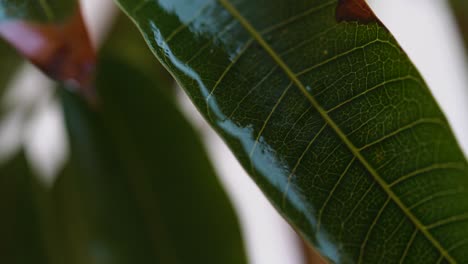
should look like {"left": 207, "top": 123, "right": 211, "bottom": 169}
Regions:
{"left": 0, "top": 13, "right": 246, "bottom": 264}
{"left": 57, "top": 54, "right": 247, "bottom": 264}
{"left": 0, "top": 40, "right": 21, "bottom": 95}
{"left": 115, "top": 0, "right": 468, "bottom": 262}
{"left": 0, "top": 0, "right": 76, "bottom": 22}
{"left": 101, "top": 14, "right": 174, "bottom": 92}
{"left": 0, "top": 153, "right": 49, "bottom": 264}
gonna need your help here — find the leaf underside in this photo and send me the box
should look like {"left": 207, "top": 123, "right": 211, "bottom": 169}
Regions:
{"left": 116, "top": 0, "right": 468, "bottom": 263}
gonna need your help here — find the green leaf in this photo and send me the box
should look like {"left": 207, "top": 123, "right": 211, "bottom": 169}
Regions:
{"left": 0, "top": 40, "right": 22, "bottom": 95}
{"left": 0, "top": 0, "right": 76, "bottom": 22}
{"left": 57, "top": 54, "right": 247, "bottom": 264}
{"left": 0, "top": 13, "right": 246, "bottom": 263}
{"left": 0, "top": 153, "right": 49, "bottom": 264}
{"left": 101, "top": 14, "right": 174, "bottom": 92}
{"left": 115, "top": 0, "right": 468, "bottom": 262}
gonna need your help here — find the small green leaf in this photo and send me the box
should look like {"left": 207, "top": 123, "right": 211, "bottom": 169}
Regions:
{"left": 115, "top": 0, "right": 468, "bottom": 262}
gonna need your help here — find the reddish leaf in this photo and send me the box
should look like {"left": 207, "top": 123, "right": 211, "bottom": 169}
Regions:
{"left": 0, "top": 9, "right": 96, "bottom": 103}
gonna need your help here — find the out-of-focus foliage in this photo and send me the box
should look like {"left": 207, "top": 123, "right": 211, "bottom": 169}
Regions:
{"left": 450, "top": 0, "right": 468, "bottom": 52}
{"left": 0, "top": 14, "right": 247, "bottom": 264}
{"left": 0, "top": 0, "right": 76, "bottom": 22}
{"left": 0, "top": 41, "right": 21, "bottom": 93}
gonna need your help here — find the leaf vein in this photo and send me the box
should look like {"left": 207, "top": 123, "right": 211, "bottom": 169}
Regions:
{"left": 296, "top": 39, "right": 395, "bottom": 77}
{"left": 409, "top": 189, "right": 467, "bottom": 211}
{"left": 427, "top": 213, "right": 468, "bottom": 230}
{"left": 326, "top": 76, "right": 422, "bottom": 114}
{"left": 217, "top": 0, "right": 456, "bottom": 262}
{"left": 228, "top": 66, "right": 279, "bottom": 118}
{"left": 389, "top": 163, "right": 467, "bottom": 188}
{"left": 358, "top": 118, "right": 445, "bottom": 151}
{"left": 205, "top": 38, "right": 254, "bottom": 120}
{"left": 260, "top": 0, "right": 336, "bottom": 34}
{"left": 358, "top": 197, "right": 391, "bottom": 264}
{"left": 281, "top": 123, "right": 328, "bottom": 207}
{"left": 399, "top": 230, "right": 418, "bottom": 264}
{"left": 250, "top": 82, "right": 293, "bottom": 157}
{"left": 317, "top": 157, "right": 356, "bottom": 231}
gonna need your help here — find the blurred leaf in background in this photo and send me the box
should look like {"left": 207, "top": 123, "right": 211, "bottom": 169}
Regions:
{"left": 450, "top": 0, "right": 468, "bottom": 53}
{"left": 0, "top": 10, "right": 247, "bottom": 264}
{"left": 0, "top": 40, "right": 21, "bottom": 94}
{"left": 0, "top": 153, "right": 50, "bottom": 264}
{"left": 0, "top": 0, "right": 76, "bottom": 22}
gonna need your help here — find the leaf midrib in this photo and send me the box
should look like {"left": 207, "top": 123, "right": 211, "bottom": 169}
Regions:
{"left": 217, "top": 0, "right": 455, "bottom": 262}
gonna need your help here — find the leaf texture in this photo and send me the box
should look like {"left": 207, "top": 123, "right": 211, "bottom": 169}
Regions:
{"left": 115, "top": 0, "right": 468, "bottom": 262}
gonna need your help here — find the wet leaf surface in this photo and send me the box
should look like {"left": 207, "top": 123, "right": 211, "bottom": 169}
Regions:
{"left": 116, "top": 0, "right": 468, "bottom": 262}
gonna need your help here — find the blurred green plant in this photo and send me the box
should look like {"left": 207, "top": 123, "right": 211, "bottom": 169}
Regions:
{"left": 0, "top": 0, "right": 76, "bottom": 22}
{"left": 450, "top": 0, "right": 468, "bottom": 53}
{"left": 0, "top": 5, "right": 247, "bottom": 264}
